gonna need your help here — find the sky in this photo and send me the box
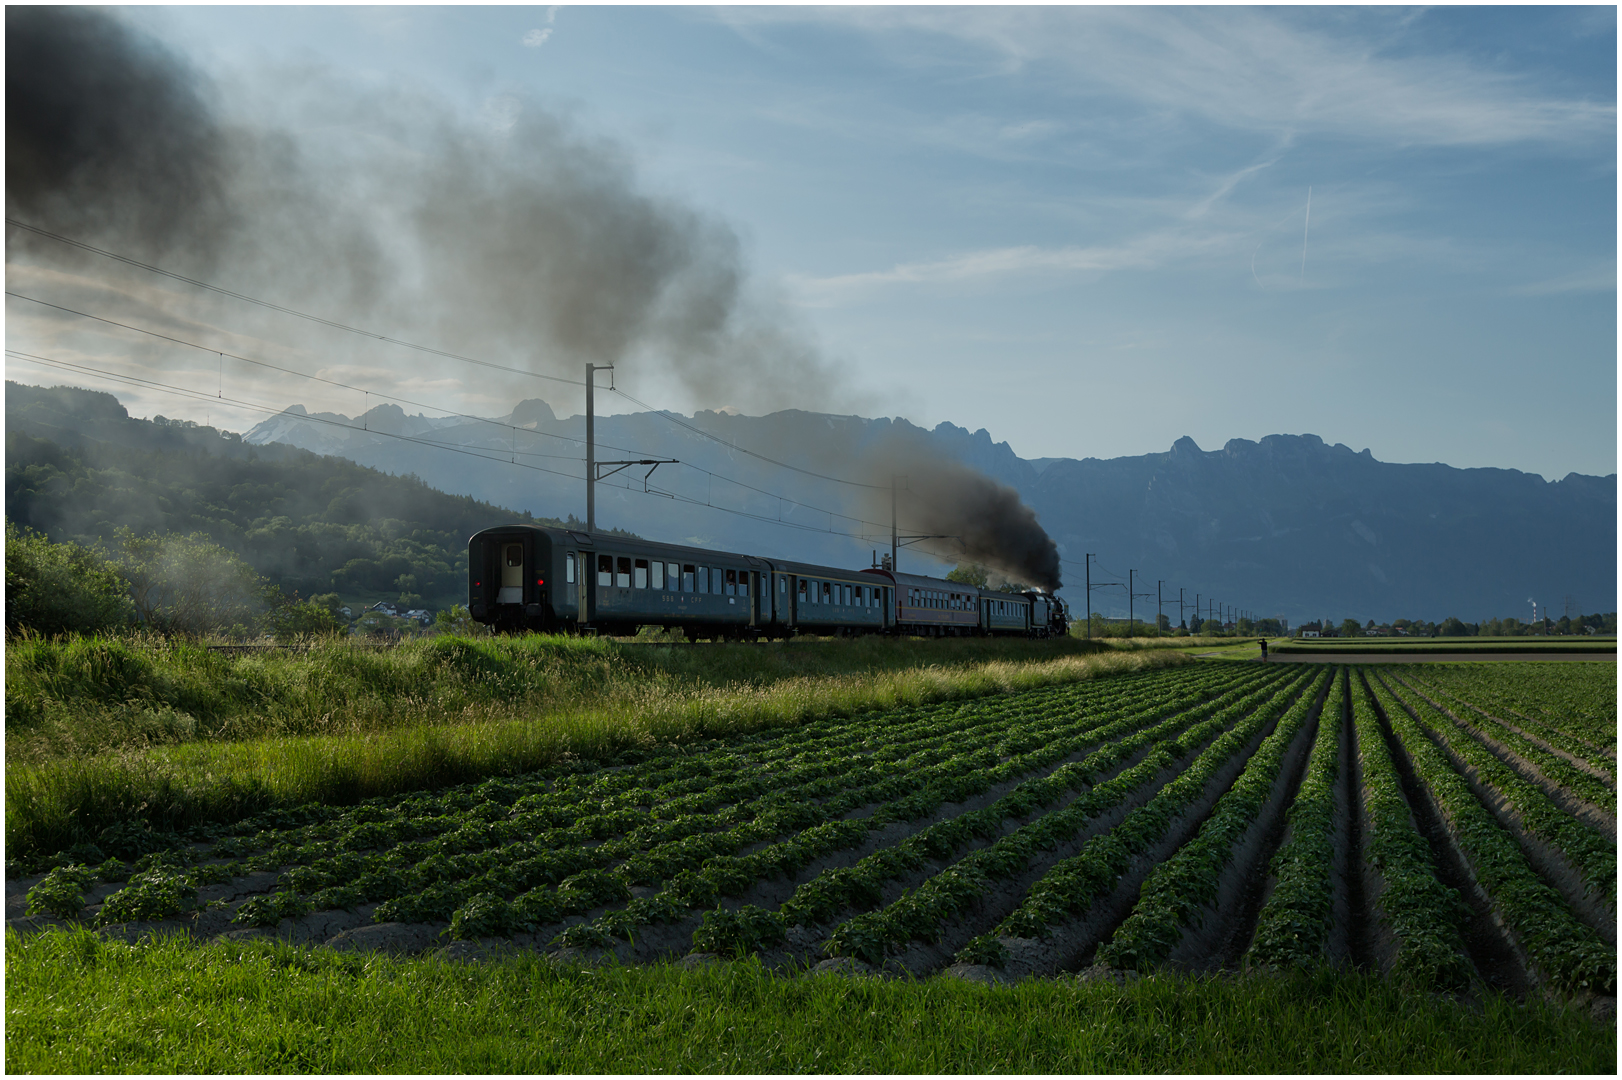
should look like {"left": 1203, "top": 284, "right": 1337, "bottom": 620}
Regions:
{"left": 7, "top": 5, "right": 1617, "bottom": 481}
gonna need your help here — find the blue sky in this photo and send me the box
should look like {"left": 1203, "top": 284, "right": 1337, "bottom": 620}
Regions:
{"left": 15, "top": 5, "right": 1617, "bottom": 480}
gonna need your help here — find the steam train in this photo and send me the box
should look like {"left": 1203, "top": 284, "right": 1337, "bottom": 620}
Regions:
{"left": 467, "top": 524, "right": 1067, "bottom": 639}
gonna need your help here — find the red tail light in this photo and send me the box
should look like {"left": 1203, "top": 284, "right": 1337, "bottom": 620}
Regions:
{"left": 536, "top": 578, "right": 545, "bottom": 585}
{"left": 474, "top": 581, "right": 481, "bottom": 587}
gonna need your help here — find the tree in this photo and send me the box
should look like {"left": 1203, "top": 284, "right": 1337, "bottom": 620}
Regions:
{"left": 4, "top": 520, "right": 133, "bottom": 635}
{"left": 1199, "top": 618, "right": 1223, "bottom": 636}
{"left": 1340, "top": 619, "right": 1362, "bottom": 638}
{"left": 1438, "top": 616, "right": 1470, "bottom": 637}
{"left": 264, "top": 589, "right": 347, "bottom": 642}
{"left": 111, "top": 528, "right": 266, "bottom": 637}
{"left": 946, "top": 563, "right": 989, "bottom": 588}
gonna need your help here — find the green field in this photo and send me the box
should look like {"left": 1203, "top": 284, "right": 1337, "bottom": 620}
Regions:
{"left": 5, "top": 640, "right": 1615, "bottom": 1071}
{"left": 1274, "top": 637, "right": 1616, "bottom": 654}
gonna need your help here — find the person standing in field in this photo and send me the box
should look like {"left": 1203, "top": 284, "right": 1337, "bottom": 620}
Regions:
{"left": 1259, "top": 638, "right": 1268, "bottom": 661}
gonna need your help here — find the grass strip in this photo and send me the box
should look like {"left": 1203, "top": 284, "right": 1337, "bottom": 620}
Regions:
{"left": 7, "top": 927, "right": 1611, "bottom": 1074}
{"left": 1096, "top": 667, "right": 1330, "bottom": 971}
{"left": 1387, "top": 673, "right": 1615, "bottom": 911}
{"left": 1368, "top": 675, "right": 1614, "bottom": 995}
{"left": 1246, "top": 666, "right": 1347, "bottom": 969}
{"left": 6, "top": 644, "right": 1189, "bottom": 860}
{"left": 1351, "top": 669, "right": 1471, "bottom": 990}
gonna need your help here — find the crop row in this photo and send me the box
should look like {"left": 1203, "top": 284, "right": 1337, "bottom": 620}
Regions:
{"left": 530, "top": 667, "right": 1295, "bottom": 951}
{"left": 1366, "top": 675, "right": 1613, "bottom": 995}
{"left": 1095, "top": 666, "right": 1331, "bottom": 971}
{"left": 1245, "top": 666, "right": 1347, "bottom": 969}
{"left": 1404, "top": 664, "right": 1616, "bottom": 769}
{"left": 946, "top": 667, "right": 1320, "bottom": 968}
{"left": 1395, "top": 677, "right": 1615, "bottom": 815}
{"left": 1386, "top": 674, "right": 1614, "bottom": 912}
{"left": 1350, "top": 671, "right": 1471, "bottom": 990}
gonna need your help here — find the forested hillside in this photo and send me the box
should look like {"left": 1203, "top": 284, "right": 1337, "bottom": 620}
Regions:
{"left": 4, "top": 382, "right": 598, "bottom": 608}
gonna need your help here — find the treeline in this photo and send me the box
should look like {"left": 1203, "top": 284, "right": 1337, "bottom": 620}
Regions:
{"left": 1296, "top": 614, "right": 1617, "bottom": 638}
{"left": 5, "top": 382, "right": 623, "bottom": 609}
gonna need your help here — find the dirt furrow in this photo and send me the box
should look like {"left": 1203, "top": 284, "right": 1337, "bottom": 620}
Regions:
{"left": 1167, "top": 682, "right": 1326, "bottom": 972}
{"left": 1378, "top": 674, "right": 1616, "bottom": 944}
{"left": 1361, "top": 672, "right": 1534, "bottom": 1000}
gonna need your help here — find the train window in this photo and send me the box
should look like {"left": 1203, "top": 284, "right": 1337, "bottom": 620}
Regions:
{"left": 597, "top": 554, "right": 613, "bottom": 586}
{"left": 798, "top": 579, "right": 807, "bottom": 600}
{"left": 855, "top": 585, "right": 863, "bottom": 605}
{"left": 844, "top": 585, "right": 852, "bottom": 606}
{"left": 695, "top": 567, "right": 707, "bottom": 593}
{"left": 738, "top": 573, "right": 749, "bottom": 598}
{"left": 505, "top": 544, "right": 522, "bottom": 568}
{"left": 616, "top": 557, "right": 631, "bottom": 588}
{"left": 725, "top": 569, "right": 737, "bottom": 596}
{"left": 682, "top": 565, "right": 695, "bottom": 592}
{"left": 651, "top": 561, "right": 664, "bottom": 590}
{"left": 779, "top": 577, "right": 786, "bottom": 594}
{"left": 821, "top": 581, "right": 831, "bottom": 604}
{"left": 566, "top": 553, "right": 576, "bottom": 584}
{"left": 634, "top": 559, "right": 649, "bottom": 589}
{"left": 667, "top": 562, "right": 680, "bottom": 588}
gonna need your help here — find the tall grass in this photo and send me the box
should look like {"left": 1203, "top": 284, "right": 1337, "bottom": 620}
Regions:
{"left": 6, "top": 632, "right": 1187, "bottom": 859}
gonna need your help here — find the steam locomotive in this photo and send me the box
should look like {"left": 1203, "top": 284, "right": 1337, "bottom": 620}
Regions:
{"left": 467, "top": 524, "right": 1067, "bottom": 640}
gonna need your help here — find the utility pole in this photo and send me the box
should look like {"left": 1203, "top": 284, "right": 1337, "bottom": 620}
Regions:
{"left": 1128, "top": 569, "right": 1135, "bottom": 633}
{"left": 1178, "top": 587, "right": 1185, "bottom": 629}
{"left": 891, "top": 475, "right": 898, "bottom": 574}
{"left": 1194, "top": 593, "right": 1200, "bottom": 632}
{"left": 1085, "top": 554, "right": 1094, "bottom": 639}
{"left": 1157, "top": 580, "right": 1165, "bottom": 632}
{"left": 586, "top": 363, "right": 614, "bottom": 533}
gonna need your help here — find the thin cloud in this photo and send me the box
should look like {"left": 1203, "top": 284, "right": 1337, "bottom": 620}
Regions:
{"left": 1506, "top": 265, "right": 1618, "bottom": 296}
{"left": 719, "top": 7, "right": 1615, "bottom": 151}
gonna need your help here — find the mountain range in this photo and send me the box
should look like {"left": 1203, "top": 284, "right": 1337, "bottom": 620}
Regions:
{"left": 242, "top": 399, "right": 1617, "bottom": 625}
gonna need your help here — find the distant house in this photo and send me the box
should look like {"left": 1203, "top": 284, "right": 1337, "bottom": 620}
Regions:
{"left": 1301, "top": 629, "right": 1320, "bottom": 638}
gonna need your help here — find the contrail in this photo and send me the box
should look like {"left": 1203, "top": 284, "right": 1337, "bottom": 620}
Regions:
{"left": 1299, "top": 185, "right": 1312, "bottom": 277}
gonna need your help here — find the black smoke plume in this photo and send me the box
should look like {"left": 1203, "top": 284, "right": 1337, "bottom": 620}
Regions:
{"left": 863, "top": 432, "right": 1062, "bottom": 591}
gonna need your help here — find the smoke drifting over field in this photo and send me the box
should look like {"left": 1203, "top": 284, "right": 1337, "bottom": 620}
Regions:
{"left": 7, "top": 6, "right": 1061, "bottom": 588}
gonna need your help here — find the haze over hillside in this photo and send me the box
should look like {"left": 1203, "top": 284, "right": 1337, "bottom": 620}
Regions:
{"left": 243, "top": 398, "right": 1617, "bottom": 625}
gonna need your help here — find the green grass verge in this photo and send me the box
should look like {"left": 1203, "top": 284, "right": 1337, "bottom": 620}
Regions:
{"left": 6, "top": 636, "right": 1187, "bottom": 860}
{"left": 6, "top": 928, "right": 1610, "bottom": 1073}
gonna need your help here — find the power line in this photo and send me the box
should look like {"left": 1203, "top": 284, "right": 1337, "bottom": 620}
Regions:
{"left": 6, "top": 348, "right": 590, "bottom": 482}
{"left": 6, "top": 216, "right": 584, "bottom": 389}
{"left": 13, "top": 220, "right": 898, "bottom": 503}
{"left": 607, "top": 384, "right": 887, "bottom": 491}
{"left": 8, "top": 347, "right": 955, "bottom": 560}
{"left": 7, "top": 289, "right": 607, "bottom": 459}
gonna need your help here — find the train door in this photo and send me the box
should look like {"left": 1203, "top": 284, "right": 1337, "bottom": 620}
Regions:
{"left": 499, "top": 543, "right": 524, "bottom": 604}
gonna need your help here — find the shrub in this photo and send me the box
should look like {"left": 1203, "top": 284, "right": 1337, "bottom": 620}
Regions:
{"left": 4, "top": 521, "right": 133, "bottom": 635}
